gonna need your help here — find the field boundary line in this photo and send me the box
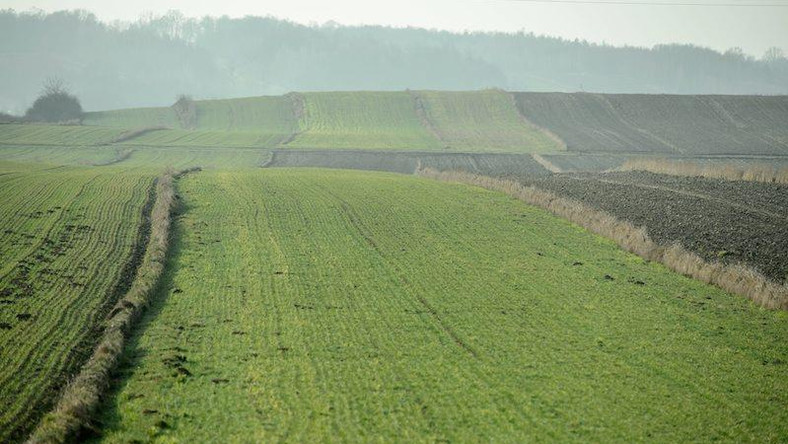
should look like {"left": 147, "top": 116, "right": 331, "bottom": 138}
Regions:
{"left": 92, "top": 148, "right": 135, "bottom": 167}
{"left": 408, "top": 90, "right": 447, "bottom": 149}
{"left": 531, "top": 153, "right": 562, "bottom": 173}
{"left": 507, "top": 91, "right": 567, "bottom": 151}
{"left": 336, "top": 198, "right": 479, "bottom": 358}
{"left": 617, "top": 158, "right": 788, "bottom": 184}
{"left": 278, "top": 92, "right": 306, "bottom": 147}
{"left": 102, "top": 126, "right": 170, "bottom": 145}
{"left": 417, "top": 167, "right": 788, "bottom": 310}
{"left": 26, "top": 167, "right": 200, "bottom": 444}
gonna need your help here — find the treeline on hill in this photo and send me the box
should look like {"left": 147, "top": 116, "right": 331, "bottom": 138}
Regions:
{"left": 0, "top": 9, "right": 787, "bottom": 112}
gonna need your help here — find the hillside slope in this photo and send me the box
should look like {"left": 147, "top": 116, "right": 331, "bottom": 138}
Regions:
{"left": 12, "top": 91, "right": 788, "bottom": 156}
{"left": 285, "top": 91, "right": 441, "bottom": 150}
{"left": 413, "top": 90, "right": 562, "bottom": 152}
{"left": 514, "top": 93, "right": 788, "bottom": 155}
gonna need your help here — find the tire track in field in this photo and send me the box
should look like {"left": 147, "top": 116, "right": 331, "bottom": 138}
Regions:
{"left": 333, "top": 196, "right": 479, "bottom": 359}
{"left": 312, "top": 178, "right": 550, "bottom": 435}
{"left": 289, "top": 175, "right": 480, "bottom": 359}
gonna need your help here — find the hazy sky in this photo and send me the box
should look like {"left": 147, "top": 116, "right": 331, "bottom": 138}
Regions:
{"left": 3, "top": 0, "right": 787, "bottom": 57}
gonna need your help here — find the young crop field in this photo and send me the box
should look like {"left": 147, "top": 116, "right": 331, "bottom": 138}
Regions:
{"left": 117, "top": 147, "right": 269, "bottom": 169}
{"left": 285, "top": 91, "right": 442, "bottom": 150}
{"left": 0, "top": 124, "right": 129, "bottom": 147}
{"left": 92, "top": 169, "right": 787, "bottom": 443}
{"left": 0, "top": 145, "right": 267, "bottom": 169}
{"left": 3, "top": 90, "right": 788, "bottom": 443}
{"left": 113, "top": 128, "right": 283, "bottom": 148}
{"left": 413, "top": 90, "right": 563, "bottom": 152}
{"left": 0, "top": 163, "right": 155, "bottom": 442}
{"left": 82, "top": 107, "right": 180, "bottom": 129}
{"left": 0, "top": 146, "right": 131, "bottom": 166}
{"left": 192, "top": 95, "right": 300, "bottom": 135}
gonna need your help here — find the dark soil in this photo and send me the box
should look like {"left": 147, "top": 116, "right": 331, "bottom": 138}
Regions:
{"left": 514, "top": 93, "right": 788, "bottom": 155}
{"left": 265, "top": 150, "right": 551, "bottom": 177}
{"left": 517, "top": 171, "right": 788, "bottom": 283}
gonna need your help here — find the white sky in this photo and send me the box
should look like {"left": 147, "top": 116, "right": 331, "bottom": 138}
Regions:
{"left": 2, "top": 0, "right": 787, "bottom": 57}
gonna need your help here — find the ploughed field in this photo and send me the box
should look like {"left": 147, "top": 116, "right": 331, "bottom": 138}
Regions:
{"left": 514, "top": 93, "right": 788, "bottom": 155}
{"left": 90, "top": 169, "right": 788, "bottom": 442}
{"left": 514, "top": 171, "right": 788, "bottom": 283}
{"left": 0, "top": 162, "right": 154, "bottom": 442}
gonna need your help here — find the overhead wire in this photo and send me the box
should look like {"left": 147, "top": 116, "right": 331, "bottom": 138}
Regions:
{"left": 491, "top": 0, "right": 788, "bottom": 6}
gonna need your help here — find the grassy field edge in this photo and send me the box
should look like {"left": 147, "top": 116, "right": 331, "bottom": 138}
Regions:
{"left": 417, "top": 167, "right": 788, "bottom": 310}
{"left": 617, "top": 157, "right": 788, "bottom": 184}
{"left": 26, "top": 168, "right": 195, "bottom": 444}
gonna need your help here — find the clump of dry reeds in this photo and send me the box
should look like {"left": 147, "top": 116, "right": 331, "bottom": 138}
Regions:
{"left": 618, "top": 158, "right": 788, "bottom": 184}
{"left": 27, "top": 169, "right": 188, "bottom": 444}
{"left": 417, "top": 167, "right": 788, "bottom": 310}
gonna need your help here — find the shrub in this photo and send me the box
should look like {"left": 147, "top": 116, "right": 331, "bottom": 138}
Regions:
{"left": 25, "top": 78, "right": 83, "bottom": 123}
{"left": 172, "top": 94, "right": 197, "bottom": 129}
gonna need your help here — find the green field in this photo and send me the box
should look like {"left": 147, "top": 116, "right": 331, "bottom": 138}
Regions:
{"left": 73, "top": 91, "right": 567, "bottom": 152}
{"left": 0, "top": 145, "right": 131, "bottom": 166}
{"left": 0, "top": 124, "right": 128, "bottom": 147}
{"left": 82, "top": 95, "right": 300, "bottom": 148}
{"left": 0, "top": 162, "right": 154, "bottom": 442}
{"left": 285, "top": 91, "right": 442, "bottom": 150}
{"left": 2, "top": 91, "right": 788, "bottom": 443}
{"left": 82, "top": 106, "right": 180, "bottom": 129}
{"left": 112, "top": 128, "right": 282, "bottom": 148}
{"left": 413, "top": 90, "right": 562, "bottom": 152}
{"left": 0, "top": 145, "right": 267, "bottom": 169}
{"left": 90, "top": 169, "right": 787, "bottom": 442}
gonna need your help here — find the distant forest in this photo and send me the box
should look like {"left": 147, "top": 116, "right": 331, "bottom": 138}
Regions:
{"left": 1, "top": 9, "right": 787, "bottom": 112}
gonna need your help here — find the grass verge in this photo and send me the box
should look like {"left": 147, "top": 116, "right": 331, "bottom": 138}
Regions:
{"left": 417, "top": 168, "right": 788, "bottom": 310}
{"left": 618, "top": 158, "right": 788, "bottom": 184}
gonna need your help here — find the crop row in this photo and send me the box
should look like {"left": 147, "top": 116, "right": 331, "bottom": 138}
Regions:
{"left": 0, "top": 125, "right": 127, "bottom": 147}
{"left": 0, "top": 165, "right": 154, "bottom": 442}
{"left": 95, "top": 169, "right": 787, "bottom": 442}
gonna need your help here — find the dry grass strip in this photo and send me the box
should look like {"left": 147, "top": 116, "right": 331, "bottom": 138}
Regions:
{"left": 27, "top": 168, "right": 197, "bottom": 444}
{"left": 417, "top": 167, "right": 788, "bottom": 310}
{"left": 618, "top": 158, "right": 788, "bottom": 184}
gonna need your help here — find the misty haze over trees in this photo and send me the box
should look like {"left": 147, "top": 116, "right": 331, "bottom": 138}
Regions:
{"left": 0, "top": 9, "right": 786, "bottom": 113}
